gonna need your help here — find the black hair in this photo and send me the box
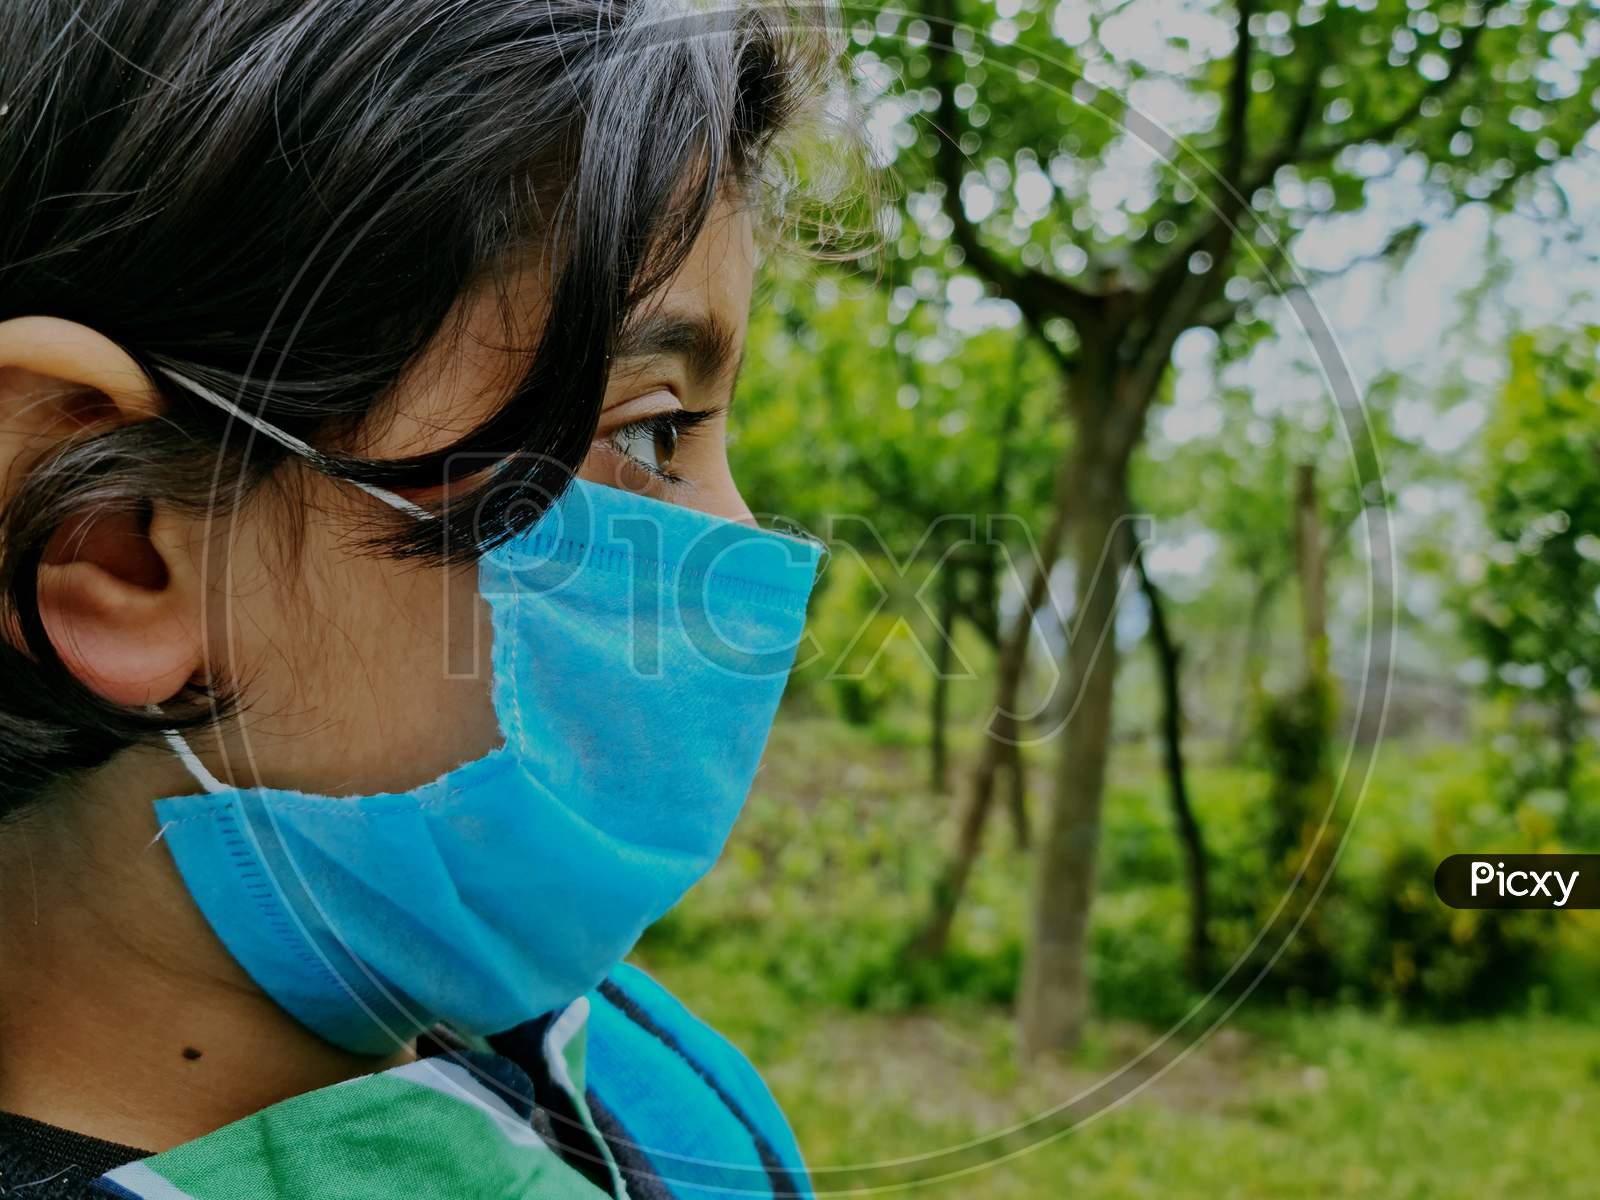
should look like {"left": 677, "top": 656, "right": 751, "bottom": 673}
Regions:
{"left": 0, "top": 0, "right": 846, "bottom": 809}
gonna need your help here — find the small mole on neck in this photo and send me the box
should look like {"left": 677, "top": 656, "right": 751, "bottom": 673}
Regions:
{"left": 182, "top": 1046, "right": 203, "bottom": 1061}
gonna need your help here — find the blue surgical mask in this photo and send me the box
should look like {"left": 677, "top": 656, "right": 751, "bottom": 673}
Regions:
{"left": 153, "top": 371, "right": 820, "bottom": 1054}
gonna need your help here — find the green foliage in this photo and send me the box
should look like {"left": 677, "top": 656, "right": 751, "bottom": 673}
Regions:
{"left": 1087, "top": 885, "right": 1200, "bottom": 1023}
{"left": 642, "top": 722, "right": 1024, "bottom": 1010}
{"left": 787, "top": 554, "right": 923, "bottom": 725}
{"left": 1365, "top": 843, "right": 1552, "bottom": 1017}
{"left": 1256, "top": 672, "right": 1335, "bottom": 835}
{"left": 845, "top": 0, "right": 1600, "bottom": 346}
{"left": 733, "top": 273, "right": 1064, "bottom": 538}
{"left": 1459, "top": 327, "right": 1600, "bottom": 804}
{"left": 683, "top": 19, "right": 1600, "bottom": 1183}
{"left": 645, "top": 719, "right": 1600, "bottom": 1029}
{"left": 1216, "top": 736, "right": 1600, "bottom": 1018}
{"left": 638, "top": 718, "right": 1600, "bottom": 1196}
{"left": 733, "top": 275, "right": 1068, "bottom": 731}
{"left": 1476, "top": 695, "right": 1600, "bottom": 844}
{"left": 1229, "top": 669, "right": 1348, "bottom": 1003}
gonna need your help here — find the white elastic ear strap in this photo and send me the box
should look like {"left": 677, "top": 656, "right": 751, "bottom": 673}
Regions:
{"left": 155, "top": 366, "right": 431, "bottom": 520}
{"left": 159, "top": 725, "right": 228, "bottom": 795}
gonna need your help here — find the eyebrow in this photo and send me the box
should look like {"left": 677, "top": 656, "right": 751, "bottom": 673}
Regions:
{"left": 611, "top": 311, "right": 743, "bottom": 389}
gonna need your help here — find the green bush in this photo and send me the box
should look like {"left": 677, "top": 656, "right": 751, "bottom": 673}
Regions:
{"left": 1341, "top": 745, "right": 1596, "bottom": 1017}
{"left": 1206, "top": 735, "right": 1600, "bottom": 1018}
{"left": 642, "top": 718, "right": 1600, "bottom": 1028}
{"left": 1088, "top": 886, "right": 1200, "bottom": 1024}
{"left": 786, "top": 555, "right": 929, "bottom": 729}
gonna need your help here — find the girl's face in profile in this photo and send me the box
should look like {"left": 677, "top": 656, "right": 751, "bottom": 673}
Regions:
{"left": 0, "top": 0, "right": 836, "bottom": 1157}
{"left": 107, "top": 198, "right": 759, "bottom": 806}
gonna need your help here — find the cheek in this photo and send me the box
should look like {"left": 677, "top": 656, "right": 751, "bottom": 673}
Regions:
{"left": 209, "top": 505, "right": 499, "bottom": 795}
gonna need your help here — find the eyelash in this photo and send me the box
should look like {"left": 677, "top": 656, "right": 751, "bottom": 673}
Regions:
{"left": 603, "top": 405, "right": 722, "bottom": 486}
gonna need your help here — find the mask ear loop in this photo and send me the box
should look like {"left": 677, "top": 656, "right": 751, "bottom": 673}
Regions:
{"left": 150, "top": 367, "right": 436, "bottom": 792}
{"left": 155, "top": 367, "right": 432, "bottom": 520}
{"left": 156, "top": 724, "right": 228, "bottom": 795}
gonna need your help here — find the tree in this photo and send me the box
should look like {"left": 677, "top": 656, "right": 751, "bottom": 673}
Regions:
{"left": 1462, "top": 327, "right": 1600, "bottom": 808}
{"left": 733, "top": 270, "right": 1063, "bottom": 765}
{"left": 1127, "top": 513, "right": 1212, "bottom": 987}
{"left": 848, "top": 0, "right": 1600, "bottom": 1051}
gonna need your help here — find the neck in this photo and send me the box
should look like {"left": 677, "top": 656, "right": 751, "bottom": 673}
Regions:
{"left": 0, "top": 762, "right": 412, "bottom": 1152}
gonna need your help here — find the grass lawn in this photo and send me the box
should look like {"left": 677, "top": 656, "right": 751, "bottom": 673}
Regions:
{"left": 648, "top": 954, "right": 1600, "bottom": 1197}
{"left": 639, "top": 716, "right": 1600, "bottom": 1198}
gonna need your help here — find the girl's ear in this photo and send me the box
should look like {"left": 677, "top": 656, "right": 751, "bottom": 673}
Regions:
{"left": 0, "top": 317, "right": 205, "bottom": 706}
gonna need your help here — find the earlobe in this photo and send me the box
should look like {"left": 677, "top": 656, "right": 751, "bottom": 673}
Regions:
{"left": 36, "top": 507, "right": 204, "bottom": 707}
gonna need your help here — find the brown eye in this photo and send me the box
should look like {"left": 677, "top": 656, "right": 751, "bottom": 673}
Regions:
{"left": 611, "top": 415, "right": 679, "bottom": 474}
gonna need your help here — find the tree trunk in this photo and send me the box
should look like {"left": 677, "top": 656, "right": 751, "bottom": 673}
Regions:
{"left": 1294, "top": 462, "right": 1327, "bottom": 680}
{"left": 1018, "top": 439, "right": 1127, "bottom": 1055}
{"left": 1133, "top": 541, "right": 1211, "bottom": 988}
{"left": 906, "top": 664, "right": 1026, "bottom": 962}
{"left": 1224, "top": 565, "right": 1272, "bottom": 760}
{"left": 1005, "top": 741, "right": 1031, "bottom": 850}
{"left": 929, "top": 561, "right": 956, "bottom": 793}
{"left": 905, "top": 453, "right": 1074, "bottom": 962}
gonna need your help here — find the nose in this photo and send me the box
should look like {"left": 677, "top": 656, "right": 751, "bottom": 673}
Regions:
{"left": 709, "top": 469, "right": 756, "bottom": 527}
